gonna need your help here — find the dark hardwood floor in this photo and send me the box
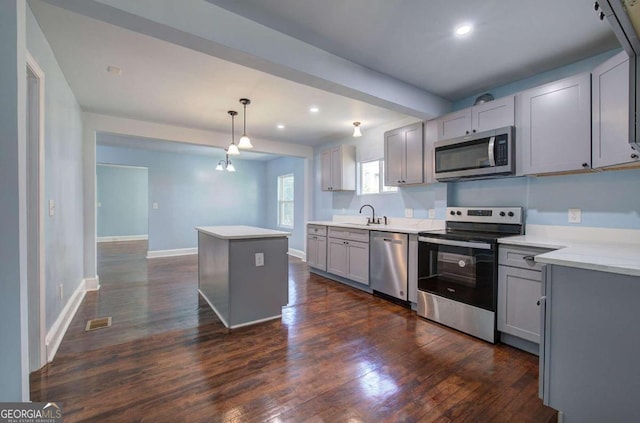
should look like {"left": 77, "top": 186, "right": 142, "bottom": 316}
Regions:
{"left": 31, "top": 240, "right": 556, "bottom": 422}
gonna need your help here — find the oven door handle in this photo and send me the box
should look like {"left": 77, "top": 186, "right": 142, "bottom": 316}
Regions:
{"left": 418, "top": 236, "right": 493, "bottom": 250}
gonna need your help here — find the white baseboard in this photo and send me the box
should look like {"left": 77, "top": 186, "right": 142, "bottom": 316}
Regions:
{"left": 45, "top": 279, "right": 86, "bottom": 363}
{"left": 288, "top": 248, "right": 306, "bottom": 261}
{"left": 97, "top": 235, "right": 148, "bottom": 242}
{"left": 146, "top": 247, "right": 198, "bottom": 259}
{"left": 83, "top": 276, "right": 100, "bottom": 291}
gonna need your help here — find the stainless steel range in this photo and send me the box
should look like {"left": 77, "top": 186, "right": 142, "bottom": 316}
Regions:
{"left": 417, "top": 207, "right": 523, "bottom": 343}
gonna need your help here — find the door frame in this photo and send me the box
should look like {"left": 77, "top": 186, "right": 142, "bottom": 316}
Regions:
{"left": 26, "top": 51, "right": 46, "bottom": 370}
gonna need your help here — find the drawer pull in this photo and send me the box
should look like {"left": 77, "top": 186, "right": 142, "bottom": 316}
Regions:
{"left": 523, "top": 255, "right": 536, "bottom": 265}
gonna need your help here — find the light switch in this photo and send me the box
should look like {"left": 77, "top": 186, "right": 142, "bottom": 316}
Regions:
{"left": 48, "top": 199, "right": 55, "bottom": 216}
{"left": 404, "top": 208, "right": 413, "bottom": 218}
{"left": 152, "top": 202, "right": 159, "bottom": 209}
{"left": 568, "top": 208, "right": 581, "bottom": 224}
{"left": 428, "top": 208, "right": 436, "bottom": 219}
{"left": 255, "top": 252, "right": 264, "bottom": 267}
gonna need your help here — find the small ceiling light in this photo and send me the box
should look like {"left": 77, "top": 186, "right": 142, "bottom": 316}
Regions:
{"left": 352, "top": 122, "right": 362, "bottom": 137}
{"left": 454, "top": 23, "right": 473, "bottom": 37}
{"left": 277, "top": 124, "right": 285, "bottom": 129}
{"left": 227, "top": 110, "right": 240, "bottom": 155}
{"left": 106, "top": 65, "right": 122, "bottom": 76}
{"left": 216, "top": 149, "right": 236, "bottom": 172}
{"left": 309, "top": 106, "right": 319, "bottom": 113}
{"left": 238, "top": 98, "right": 253, "bottom": 149}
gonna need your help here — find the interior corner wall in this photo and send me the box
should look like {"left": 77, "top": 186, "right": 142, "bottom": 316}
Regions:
{"left": 96, "top": 164, "right": 149, "bottom": 238}
{"left": 265, "top": 156, "right": 305, "bottom": 251}
{"left": 96, "top": 143, "right": 268, "bottom": 252}
{"left": 26, "top": 6, "right": 85, "bottom": 335}
{"left": 0, "top": 0, "right": 28, "bottom": 402}
{"left": 313, "top": 117, "right": 448, "bottom": 222}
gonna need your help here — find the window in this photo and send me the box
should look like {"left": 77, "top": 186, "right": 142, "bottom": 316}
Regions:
{"left": 277, "top": 174, "right": 294, "bottom": 228}
{"left": 359, "top": 160, "right": 398, "bottom": 195}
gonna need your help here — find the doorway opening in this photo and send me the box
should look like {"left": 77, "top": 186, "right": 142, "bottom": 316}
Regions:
{"left": 26, "top": 52, "right": 46, "bottom": 371}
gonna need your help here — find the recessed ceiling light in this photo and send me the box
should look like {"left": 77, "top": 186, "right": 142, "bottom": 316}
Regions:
{"left": 106, "top": 65, "right": 122, "bottom": 76}
{"left": 277, "top": 124, "right": 285, "bottom": 129}
{"left": 454, "top": 23, "right": 473, "bottom": 37}
{"left": 309, "top": 106, "right": 319, "bottom": 113}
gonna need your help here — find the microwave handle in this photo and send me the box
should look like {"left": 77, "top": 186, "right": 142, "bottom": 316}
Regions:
{"left": 488, "top": 136, "right": 496, "bottom": 167}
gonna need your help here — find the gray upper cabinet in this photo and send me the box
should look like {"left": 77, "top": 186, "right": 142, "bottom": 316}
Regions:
{"left": 436, "top": 96, "right": 514, "bottom": 141}
{"left": 384, "top": 122, "right": 424, "bottom": 186}
{"left": 592, "top": 51, "right": 640, "bottom": 168}
{"left": 424, "top": 119, "right": 438, "bottom": 183}
{"left": 517, "top": 72, "right": 591, "bottom": 175}
{"left": 320, "top": 145, "right": 356, "bottom": 191}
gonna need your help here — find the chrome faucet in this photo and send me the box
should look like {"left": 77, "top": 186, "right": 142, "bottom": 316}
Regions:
{"left": 359, "top": 204, "right": 378, "bottom": 224}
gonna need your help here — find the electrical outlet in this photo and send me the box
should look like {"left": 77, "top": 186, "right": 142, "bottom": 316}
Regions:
{"left": 152, "top": 202, "right": 159, "bottom": 209}
{"left": 49, "top": 199, "right": 55, "bottom": 216}
{"left": 568, "top": 208, "right": 581, "bottom": 224}
{"left": 404, "top": 208, "right": 414, "bottom": 218}
{"left": 255, "top": 252, "right": 264, "bottom": 267}
{"left": 59, "top": 284, "right": 63, "bottom": 301}
{"left": 428, "top": 208, "right": 436, "bottom": 219}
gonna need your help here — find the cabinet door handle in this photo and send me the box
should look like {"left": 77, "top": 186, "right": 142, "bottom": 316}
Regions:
{"left": 631, "top": 153, "right": 639, "bottom": 159}
{"left": 472, "top": 129, "right": 476, "bottom": 133}
{"left": 537, "top": 296, "right": 546, "bottom": 306}
{"left": 465, "top": 130, "right": 469, "bottom": 135}
{"left": 582, "top": 162, "right": 589, "bottom": 168}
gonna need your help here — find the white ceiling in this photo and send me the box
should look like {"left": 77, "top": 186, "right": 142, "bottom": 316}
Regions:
{"left": 206, "top": 0, "right": 620, "bottom": 100}
{"left": 29, "top": 0, "right": 619, "bottom": 152}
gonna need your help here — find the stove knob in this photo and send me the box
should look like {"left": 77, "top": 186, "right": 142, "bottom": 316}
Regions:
{"left": 508, "top": 211, "right": 514, "bottom": 217}
{"left": 499, "top": 211, "right": 506, "bottom": 217}
{"left": 456, "top": 211, "right": 462, "bottom": 216}
{"left": 450, "top": 211, "right": 456, "bottom": 216}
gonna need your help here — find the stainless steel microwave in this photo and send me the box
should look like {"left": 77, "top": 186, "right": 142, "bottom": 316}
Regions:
{"left": 434, "top": 126, "right": 515, "bottom": 181}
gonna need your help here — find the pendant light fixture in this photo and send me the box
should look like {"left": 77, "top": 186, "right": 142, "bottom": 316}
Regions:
{"left": 227, "top": 110, "right": 240, "bottom": 155}
{"left": 238, "top": 98, "right": 253, "bottom": 149}
{"left": 352, "top": 121, "right": 362, "bottom": 137}
{"left": 216, "top": 149, "right": 236, "bottom": 172}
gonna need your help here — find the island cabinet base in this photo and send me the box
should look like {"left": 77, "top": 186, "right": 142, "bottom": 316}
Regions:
{"left": 198, "top": 232, "right": 289, "bottom": 329}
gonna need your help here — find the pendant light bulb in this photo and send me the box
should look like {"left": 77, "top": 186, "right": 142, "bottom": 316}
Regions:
{"left": 353, "top": 122, "right": 362, "bottom": 137}
{"left": 215, "top": 161, "right": 224, "bottom": 171}
{"left": 238, "top": 98, "right": 253, "bottom": 149}
{"left": 226, "top": 160, "right": 236, "bottom": 172}
{"left": 227, "top": 110, "right": 240, "bottom": 155}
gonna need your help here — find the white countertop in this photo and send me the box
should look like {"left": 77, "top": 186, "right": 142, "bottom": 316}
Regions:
{"left": 307, "top": 217, "right": 445, "bottom": 235}
{"left": 196, "top": 225, "right": 290, "bottom": 240}
{"left": 499, "top": 225, "right": 640, "bottom": 277}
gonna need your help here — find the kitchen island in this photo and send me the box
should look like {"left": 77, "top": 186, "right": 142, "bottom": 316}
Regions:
{"left": 196, "top": 225, "right": 290, "bottom": 329}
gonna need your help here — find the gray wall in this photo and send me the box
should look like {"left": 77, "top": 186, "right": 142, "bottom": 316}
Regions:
{"left": 265, "top": 156, "right": 305, "bottom": 251}
{"left": 97, "top": 143, "right": 268, "bottom": 251}
{"left": 0, "top": 0, "right": 28, "bottom": 402}
{"left": 26, "top": 6, "right": 85, "bottom": 332}
{"left": 97, "top": 164, "right": 149, "bottom": 238}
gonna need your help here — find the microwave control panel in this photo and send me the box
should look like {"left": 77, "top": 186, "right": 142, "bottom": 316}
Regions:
{"left": 495, "top": 134, "right": 509, "bottom": 166}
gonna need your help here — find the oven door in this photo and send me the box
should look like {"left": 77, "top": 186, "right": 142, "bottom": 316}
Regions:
{"left": 417, "top": 236, "right": 497, "bottom": 311}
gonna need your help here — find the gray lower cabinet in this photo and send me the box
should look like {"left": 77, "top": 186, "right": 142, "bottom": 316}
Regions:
{"left": 327, "top": 227, "right": 369, "bottom": 285}
{"left": 306, "top": 225, "right": 327, "bottom": 271}
{"left": 498, "top": 246, "right": 552, "bottom": 347}
{"left": 540, "top": 265, "right": 640, "bottom": 422}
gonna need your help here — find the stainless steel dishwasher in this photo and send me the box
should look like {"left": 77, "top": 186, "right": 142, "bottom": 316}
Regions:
{"left": 370, "top": 231, "right": 408, "bottom": 302}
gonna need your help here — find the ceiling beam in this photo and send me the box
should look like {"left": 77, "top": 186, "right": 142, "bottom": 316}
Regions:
{"left": 39, "top": 0, "right": 451, "bottom": 119}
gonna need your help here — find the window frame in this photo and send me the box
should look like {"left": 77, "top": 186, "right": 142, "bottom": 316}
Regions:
{"left": 358, "top": 159, "right": 398, "bottom": 195}
{"left": 277, "top": 173, "right": 294, "bottom": 229}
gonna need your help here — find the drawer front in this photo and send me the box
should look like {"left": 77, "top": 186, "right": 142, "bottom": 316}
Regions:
{"left": 499, "top": 246, "right": 552, "bottom": 271}
{"left": 308, "top": 225, "right": 327, "bottom": 236}
{"left": 347, "top": 229, "right": 370, "bottom": 242}
{"left": 328, "top": 227, "right": 350, "bottom": 239}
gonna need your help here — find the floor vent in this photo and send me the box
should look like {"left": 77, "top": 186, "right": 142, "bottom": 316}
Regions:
{"left": 85, "top": 317, "right": 112, "bottom": 331}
